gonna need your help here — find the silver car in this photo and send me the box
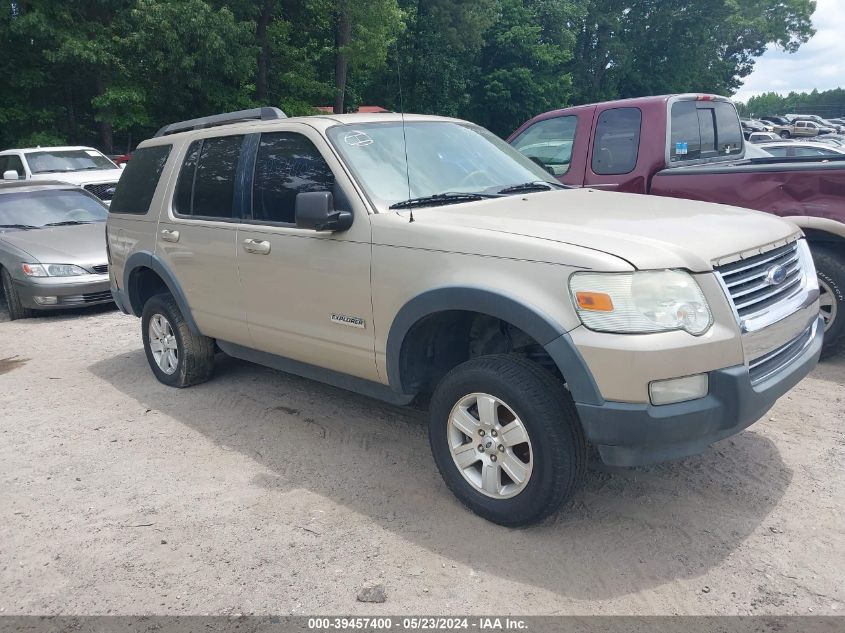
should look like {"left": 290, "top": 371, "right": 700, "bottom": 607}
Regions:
{"left": 0, "top": 181, "right": 112, "bottom": 319}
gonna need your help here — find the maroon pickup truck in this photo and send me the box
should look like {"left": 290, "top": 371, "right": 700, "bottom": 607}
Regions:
{"left": 509, "top": 93, "right": 845, "bottom": 358}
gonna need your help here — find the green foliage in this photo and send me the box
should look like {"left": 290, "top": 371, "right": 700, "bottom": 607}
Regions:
{"left": 0, "top": 0, "right": 826, "bottom": 150}
{"left": 742, "top": 88, "right": 845, "bottom": 118}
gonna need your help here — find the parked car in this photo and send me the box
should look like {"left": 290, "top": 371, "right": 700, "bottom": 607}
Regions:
{"left": 747, "top": 131, "right": 780, "bottom": 143}
{"left": 760, "top": 115, "right": 791, "bottom": 127}
{"left": 808, "top": 134, "right": 845, "bottom": 148}
{"left": 109, "top": 153, "right": 132, "bottom": 166}
{"left": 108, "top": 107, "right": 821, "bottom": 526}
{"left": 786, "top": 115, "right": 843, "bottom": 134}
{"left": 775, "top": 120, "right": 835, "bottom": 138}
{"left": 0, "top": 146, "right": 123, "bottom": 205}
{"left": 0, "top": 181, "right": 112, "bottom": 319}
{"left": 756, "top": 141, "right": 845, "bottom": 158}
{"left": 510, "top": 93, "right": 845, "bottom": 358}
{"left": 741, "top": 118, "right": 771, "bottom": 139}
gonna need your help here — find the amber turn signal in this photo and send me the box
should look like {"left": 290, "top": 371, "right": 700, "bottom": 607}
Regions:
{"left": 575, "top": 291, "right": 614, "bottom": 312}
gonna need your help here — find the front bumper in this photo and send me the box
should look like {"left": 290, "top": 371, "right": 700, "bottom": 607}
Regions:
{"left": 14, "top": 274, "right": 112, "bottom": 310}
{"left": 573, "top": 316, "right": 823, "bottom": 466}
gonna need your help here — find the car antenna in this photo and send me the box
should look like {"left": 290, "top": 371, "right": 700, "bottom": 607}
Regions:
{"left": 396, "top": 54, "right": 414, "bottom": 223}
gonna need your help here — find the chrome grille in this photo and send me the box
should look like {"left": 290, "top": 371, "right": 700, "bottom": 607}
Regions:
{"left": 716, "top": 242, "right": 802, "bottom": 319}
{"left": 84, "top": 182, "right": 118, "bottom": 201}
{"left": 91, "top": 264, "right": 109, "bottom": 274}
{"left": 748, "top": 323, "right": 815, "bottom": 384}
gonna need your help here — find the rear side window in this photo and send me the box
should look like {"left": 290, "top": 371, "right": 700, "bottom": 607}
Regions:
{"left": 109, "top": 145, "right": 171, "bottom": 214}
{"left": 251, "top": 132, "right": 335, "bottom": 224}
{"left": 511, "top": 116, "right": 577, "bottom": 176}
{"left": 670, "top": 101, "right": 743, "bottom": 162}
{"left": 591, "top": 107, "right": 641, "bottom": 175}
{"left": 173, "top": 135, "right": 243, "bottom": 219}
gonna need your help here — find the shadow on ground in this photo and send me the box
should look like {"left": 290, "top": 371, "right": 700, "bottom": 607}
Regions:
{"left": 90, "top": 349, "right": 792, "bottom": 600}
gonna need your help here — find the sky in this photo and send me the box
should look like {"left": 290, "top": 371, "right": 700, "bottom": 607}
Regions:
{"left": 733, "top": 0, "right": 845, "bottom": 103}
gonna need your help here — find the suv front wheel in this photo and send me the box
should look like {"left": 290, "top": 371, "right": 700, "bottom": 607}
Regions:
{"left": 429, "top": 355, "right": 587, "bottom": 526}
{"left": 141, "top": 293, "right": 215, "bottom": 387}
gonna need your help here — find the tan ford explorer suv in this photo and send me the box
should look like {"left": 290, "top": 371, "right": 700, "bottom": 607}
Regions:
{"left": 106, "top": 107, "right": 823, "bottom": 526}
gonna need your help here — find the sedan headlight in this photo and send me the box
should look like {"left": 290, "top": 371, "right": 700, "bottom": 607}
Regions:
{"left": 22, "top": 263, "right": 89, "bottom": 277}
{"left": 569, "top": 270, "right": 713, "bottom": 335}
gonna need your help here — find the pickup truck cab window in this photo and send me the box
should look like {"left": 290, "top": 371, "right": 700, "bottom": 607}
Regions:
{"left": 670, "top": 100, "right": 743, "bottom": 162}
{"left": 510, "top": 116, "right": 577, "bottom": 176}
{"left": 591, "top": 107, "right": 642, "bottom": 175}
{"left": 251, "top": 132, "right": 335, "bottom": 224}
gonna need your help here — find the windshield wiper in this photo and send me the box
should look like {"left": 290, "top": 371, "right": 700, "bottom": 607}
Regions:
{"left": 0, "top": 223, "right": 38, "bottom": 229}
{"left": 43, "top": 220, "right": 93, "bottom": 226}
{"left": 498, "top": 181, "right": 565, "bottom": 194}
{"left": 389, "top": 192, "right": 498, "bottom": 210}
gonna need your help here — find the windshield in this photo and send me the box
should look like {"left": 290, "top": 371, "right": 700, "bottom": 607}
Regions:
{"left": 26, "top": 149, "right": 117, "bottom": 174}
{"left": 326, "top": 121, "right": 557, "bottom": 210}
{"left": 0, "top": 190, "right": 107, "bottom": 229}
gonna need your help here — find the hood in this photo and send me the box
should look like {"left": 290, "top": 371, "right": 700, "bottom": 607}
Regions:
{"left": 29, "top": 169, "right": 122, "bottom": 187}
{"left": 0, "top": 222, "right": 108, "bottom": 269}
{"left": 406, "top": 189, "right": 800, "bottom": 272}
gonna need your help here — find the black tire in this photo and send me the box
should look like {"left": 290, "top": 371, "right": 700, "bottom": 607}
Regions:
{"left": 429, "top": 354, "right": 587, "bottom": 527}
{"left": 780, "top": 130, "right": 791, "bottom": 139}
{"left": 141, "top": 293, "right": 215, "bottom": 387}
{"left": 813, "top": 247, "right": 845, "bottom": 359}
{"left": 1, "top": 266, "right": 33, "bottom": 320}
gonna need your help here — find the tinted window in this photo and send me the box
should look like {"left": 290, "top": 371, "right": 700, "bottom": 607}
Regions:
{"left": 182, "top": 135, "right": 243, "bottom": 219}
{"left": 762, "top": 146, "right": 788, "bottom": 157}
{"left": 671, "top": 101, "right": 742, "bottom": 162}
{"left": 110, "top": 145, "right": 172, "bottom": 214}
{"left": 591, "top": 107, "right": 641, "bottom": 175}
{"left": 252, "top": 132, "right": 335, "bottom": 224}
{"left": 173, "top": 141, "right": 201, "bottom": 216}
{"left": 511, "top": 116, "right": 577, "bottom": 176}
{"left": 1, "top": 155, "right": 24, "bottom": 178}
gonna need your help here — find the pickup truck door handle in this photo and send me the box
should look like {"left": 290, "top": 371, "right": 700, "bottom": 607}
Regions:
{"left": 243, "top": 238, "right": 271, "bottom": 255}
{"left": 160, "top": 229, "right": 180, "bottom": 243}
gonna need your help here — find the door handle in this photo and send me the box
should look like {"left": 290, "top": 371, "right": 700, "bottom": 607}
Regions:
{"left": 160, "top": 228, "right": 180, "bottom": 243}
{"left": 243, "top": 238, "right": 271, "bottom": 255}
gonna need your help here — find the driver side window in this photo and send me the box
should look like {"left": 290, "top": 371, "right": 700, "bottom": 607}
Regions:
{"left": 511, "top": 116, "right": 577, "bottom": 176}
{"left": 251, "top": 132, "right": 336, "bottom": 225}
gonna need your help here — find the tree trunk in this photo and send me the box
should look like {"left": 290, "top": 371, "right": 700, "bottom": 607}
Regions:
{"left": 333, "top": 4, "right": 351, "bottom": 114}
{"left": 256, "top": 0, "right": 274, "bottom": 102}
{"left": 95, "top": 73, "right": 113, "bottom": 154}
{"left": 64, "top": 80, "right": 78, "bottom": 144}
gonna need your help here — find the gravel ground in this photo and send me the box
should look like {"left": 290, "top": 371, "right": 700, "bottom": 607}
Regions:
{"left": 0, "top": 301, "right": 843, "bottom": 616}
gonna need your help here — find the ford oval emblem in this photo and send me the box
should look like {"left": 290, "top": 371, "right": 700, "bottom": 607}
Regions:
{"left": 765, "top": 264, "right": 788, "bottom": 286}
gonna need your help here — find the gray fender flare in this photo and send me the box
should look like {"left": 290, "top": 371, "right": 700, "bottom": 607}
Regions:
{"left": 123, "top": 251, "right": 201, "bottom": 334}
{"left": 385, "top": 287, "right": 603, "bottom": 405}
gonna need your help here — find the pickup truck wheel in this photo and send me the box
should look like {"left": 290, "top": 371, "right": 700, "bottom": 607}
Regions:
{"left": 429, "top": 354, "right": 586, "bottom": 526}
{"left": 814, "top": 248, "right": 845, "bottom": 359}
{"left": 780, "top": 130, "right": 791, "bottom": 139}
{"left": 141, "top": 293, "right": 215, "bottom": 387}
{"left": 1, "top": 267, "right": 33, "bottom": 320}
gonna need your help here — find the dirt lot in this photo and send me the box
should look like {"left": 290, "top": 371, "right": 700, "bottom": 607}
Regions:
{"left": 0, "top": 300, "right": 843, "bottom": 616}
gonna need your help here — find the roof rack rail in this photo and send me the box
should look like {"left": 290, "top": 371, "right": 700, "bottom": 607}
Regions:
{"left": 153, "top": 107, "right": 287, "bottom": 137}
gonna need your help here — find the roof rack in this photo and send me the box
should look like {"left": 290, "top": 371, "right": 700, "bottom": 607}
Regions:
{"left": 153, "top": 107, "right": 287, "bottom": 137}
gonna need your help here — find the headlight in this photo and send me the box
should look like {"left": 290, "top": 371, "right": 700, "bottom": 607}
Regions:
{"left": 569, "top": 270, "right": 713, "bottom": 335}
{"left": 22, "top": 263, "right": 89, "bottom": 277}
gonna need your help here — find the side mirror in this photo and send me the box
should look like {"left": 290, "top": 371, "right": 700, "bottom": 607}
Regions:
{"left": 295, "top": 191, "right": 353, "bottom": 232}
{"left": 3, "top": 170, "right": 19, "bottom": 180}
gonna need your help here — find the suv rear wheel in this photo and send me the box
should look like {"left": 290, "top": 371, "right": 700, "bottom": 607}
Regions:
{"left": 429, "top": 354, "right": 587, "bottom": 526}
{"left": 141, "top": 293, "right": 215, "bottom": 387}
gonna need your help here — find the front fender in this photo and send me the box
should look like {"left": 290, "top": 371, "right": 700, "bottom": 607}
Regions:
{"left": 385, "top": 287, "right": 603, "bottom": 405}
